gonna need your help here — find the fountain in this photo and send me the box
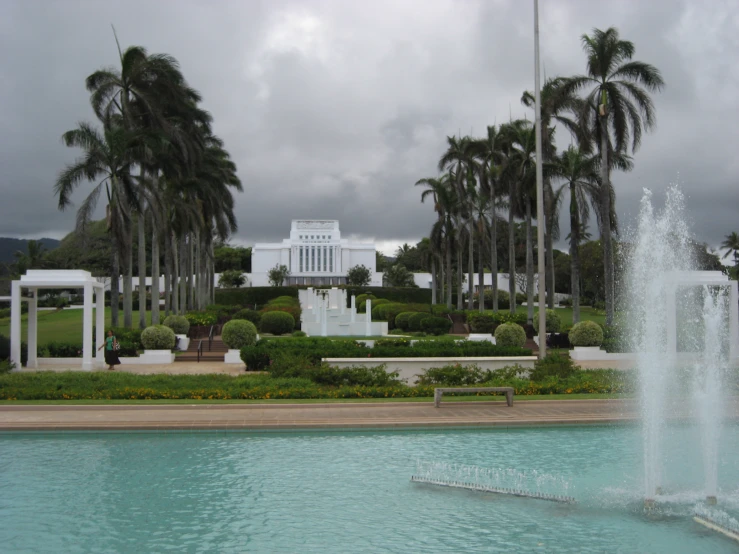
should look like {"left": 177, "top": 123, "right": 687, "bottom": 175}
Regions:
{"left": 625, "top": 186, "right": 738, "bottom": 508}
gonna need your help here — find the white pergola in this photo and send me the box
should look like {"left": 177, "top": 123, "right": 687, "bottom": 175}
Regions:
{"left": 664, "top": 270, "right": 739, "bottom": 360}
{"left": 9, "top": 270, "right": 106, "bottom": 371}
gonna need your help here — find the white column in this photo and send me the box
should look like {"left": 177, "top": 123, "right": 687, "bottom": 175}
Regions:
{"left": 350, "top": 295, "right": 356, "bottom": 323}
{"left": 730, "top": 281, "right": 738, "bottom": 361}
{"left": 95, "top": 288, "right": 105, "bottom": 367}
{"left": 27, "top": 289, "right": 37, "bottom": 368}
{"left": 82, "top": 283, "right": 94, "bottom": 371}
{"left": 340, "top": 289, "right": 345, "bottom": 315}
{"left": 10, "top": 281, "right": 22, "bottom": 368}
{"left": 365, "top": 299, "right": 372, "bottom": 337}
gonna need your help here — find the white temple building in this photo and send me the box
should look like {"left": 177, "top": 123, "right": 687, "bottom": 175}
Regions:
{"left": 250, "top": 220, "right": 382, "bottom": 287}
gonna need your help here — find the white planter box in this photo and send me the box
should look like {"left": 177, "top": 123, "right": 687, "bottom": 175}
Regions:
{"left": 569, "top": 346, "right": 607, "bottom": 361}
{"left": 224, "top": 349, "right": 243, "bottom": 364}
{"left": 119, "top": 350, "right": 175, "bottom": 364}
{"left": 176, "top": 335, "right": 190, "bottom": 351}
{"left": 468, "top": 333, "right": 495, "bottom": 344}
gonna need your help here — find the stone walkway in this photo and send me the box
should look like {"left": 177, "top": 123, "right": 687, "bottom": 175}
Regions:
{"left": 2, "top": 398, "right": 736, "bottom": 431}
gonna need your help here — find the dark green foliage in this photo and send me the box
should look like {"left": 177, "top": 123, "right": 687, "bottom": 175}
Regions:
{"left": 232, "top": 308, "right": 261, "bottom": 326}
{"left": 0, "top": 333, "right": 27, "bottom": 365}
{"left": 260, "top": 311, "right": 295, "bottom": 335}
{"left": 466, "top": 313, "right": 495, "bottom": 333}
{"left": 291, "top": 330, "right": 306, "bottom": 337}
{"left": 240, "top": 337, "right": 531, "bottom": 370}
{"left": 529, "top": 354, "right": 578, "bottom": 381}
{"left": 408, "top": 312, "right": 431, "bottom": 331}
{"left": 218, "top": 269, "right": 246, "bottom": 288}
{"left": 430, "top": 305, "right": 452, "bottom": 316}
{"left": 394, "top": 312, "right": 415, "bottom": 331}
{"left": 215, "top": 287, "right": 299, "bottom": 308}
{"left": 346, "top": 264, "right": 371, "bottom": 286}
{"left": 420, "top": 316, "right": 452, "bottom": 335}
{"left": 345, "top": 287, "right": 431, "bottom": 304}
{"left": 39, "top": 342, "right": 82, "bottom": 358}
{"left": 267, "top": 352, "right": 401, "bottom": 387}
{"left": 516, "top": 293, "right": 527, "bottom": 305}
{"left": 416, "top": 364, "right": 492, "bottom": 386}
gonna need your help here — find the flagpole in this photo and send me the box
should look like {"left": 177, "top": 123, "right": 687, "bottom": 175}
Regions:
{"left": 534, "top": 0, "right": 547, "bottom": 358}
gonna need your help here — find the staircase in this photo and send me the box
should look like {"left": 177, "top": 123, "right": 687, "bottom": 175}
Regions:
{"left": 175, "top": 336, "right": 228, "bottom": 362}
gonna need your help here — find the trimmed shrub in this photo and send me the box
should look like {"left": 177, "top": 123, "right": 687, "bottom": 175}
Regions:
{"left": 221, "top": 320, "right": 258, "bottom": 349}
{"left": 141, "top": 325, "right": 176, "bottom": 350}
{"left": 420, "top": 316, "right": 452, "bottom": 336}
{"left": 417, "top": 364, "right": 492, "bottom": 386}
{"left": 568, "top": 320, "right": 604, "bottom": 347}
{"left": 408, "top": 312, "right": 431, "bottom": 331}
{"left": 260, "top": 311, "right": 295, "bottom": 335}
{"left": 466, "top": 313, "right": 495, "bottom": 333}
{"left": 292, "top": 330, "right": 307, "bottom": 337}
{"left": 355, "top": 294, "right": 377, "bottom": 311}
{"left": 233, "top": 308, "right": 261, "bottom": 326}
{"left": 533, "top": 309, "right": 562, "bottom": 333}
{"left": 394, "top": 312, "right": 415, "bottom": 331}
{"left": 529, "top": 353, "right": 579, "bottom": 381}
{"left": 559, "top": 297, "right": 572, "bottom": 307}
{"left": 361, "top": 297, "right": 389, "bottom": 314}
{"left": 494, "top": 323, "right": 526, "bottom": 348}
{"left": 515, "top": 293, "right": 527, "bottom": 305}
{"left": 260, "top": 304, "right": 301, "bottom": 323}
{"left": 163, "top": 315, "right": 190, "bottom": 335}
{"left": 431, "top": 305, "right": 452, "bottom": 316}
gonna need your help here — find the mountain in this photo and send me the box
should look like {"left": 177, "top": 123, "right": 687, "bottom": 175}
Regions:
{"left": 0, "top": 237, "right": 60, "bottom": 264}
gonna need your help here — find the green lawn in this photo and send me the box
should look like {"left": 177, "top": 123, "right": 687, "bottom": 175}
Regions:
{"left": 0, "top": 308, "right": 152, "bottom": 345}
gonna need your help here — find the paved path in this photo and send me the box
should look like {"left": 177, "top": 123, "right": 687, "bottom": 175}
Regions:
{"left": 2, "top": 398, "right": 736, "bottom": 431}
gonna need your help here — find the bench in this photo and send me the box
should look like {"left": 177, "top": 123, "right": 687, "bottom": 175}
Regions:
{"left": 434, "top": 387, "right": 514, "bottom": 407}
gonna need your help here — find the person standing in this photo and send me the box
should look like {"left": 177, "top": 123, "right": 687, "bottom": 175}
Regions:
{"left": 98, "top": 329, "right": 121, "bottom": 370}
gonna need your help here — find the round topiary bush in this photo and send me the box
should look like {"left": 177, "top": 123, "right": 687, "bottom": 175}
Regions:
{"left": 260, "top": 311, "right": 295, "bottom": 335}
{"left": 221, "top": 319, "right": 258, "bottom": 349}
{"left": 494, "top": 323, "right": 526, "bottom": 348}
{"left": 394, "top": 312, "right": 415, "bottom": 331}
{"left": 420, "top": 316, "right": 453, "bottom": 336}
{"left": 141, "top": 325, "right": 176, "bottom": 350}
{"left": 163, "top": 315, "right": 190, "bottom": 335}
{"left": 408, "top": 312, "right": 431, "bottom": 332}
{"left": 568, "top": 320, "right": 604, "bottom": 347}
{"left": 533, "top": 309, "right": 562, "bottom": 333}
{"left": 233, "top": 308, "right": 261, "bottom": 327}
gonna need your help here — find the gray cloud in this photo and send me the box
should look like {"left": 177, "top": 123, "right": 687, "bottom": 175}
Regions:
{"left": 0, "top": 0, "right": 736, "bottom": 254}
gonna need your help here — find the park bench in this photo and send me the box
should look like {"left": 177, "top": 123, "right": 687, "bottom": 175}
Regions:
{"left": 433, "top": 387, "right": 514, "bottom": 408}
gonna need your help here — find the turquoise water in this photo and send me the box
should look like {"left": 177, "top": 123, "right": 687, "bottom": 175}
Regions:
{"left": 1, "top": 425, "right": 738, "bottom": 553}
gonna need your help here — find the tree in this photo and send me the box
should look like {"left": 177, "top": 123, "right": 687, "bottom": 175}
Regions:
{"left": 268, "top": 264, "right": 290, "bottom": 287}
{"left": 563, "top": 27, "right": 664, "bottom": 325}
{"left": 218, "top": 269, "right": 246, "bottom": 288}
{"left": 720, "top": 232, "right": 739, "bottom": 278}
{"left": 375, "top": 251, "right": 390, "bottom": 273}
{"left": 383, "top": 264, "right": 417, "bottom": 287}
{"left": 346, "top": 264, "right": 371, "bottom": 286}
{"left": 548, "top": 146, "right": 600, "bottom": 323}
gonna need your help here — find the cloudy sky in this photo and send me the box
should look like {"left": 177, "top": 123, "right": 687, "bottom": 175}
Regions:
{"left": 1, "top": 0, "right": 737, "bottom": 255}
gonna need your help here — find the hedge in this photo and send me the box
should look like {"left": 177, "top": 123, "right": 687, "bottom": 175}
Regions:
{"left": 420, "top": 316, "right": 452, "bottom": 335}
{"left": 240, "top": 337, "right": 531, "bottom": 370}
{"left": 215, "top": 287, "right": 299, "bottom": 307}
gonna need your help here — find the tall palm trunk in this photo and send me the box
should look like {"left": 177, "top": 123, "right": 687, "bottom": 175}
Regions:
{"left": 172, "top": 232, "right": 180, "bottom": 315}
{"left": 570, "top": 191, "right": 581, "bottom": 324}
{"left": 508, "top": 187, "right": 516, "bottom": 315}
{"left": 445, "top": 239, "right": 452, "bottom": 308}
{"left": 138, "top": 200, "right": 147, "bottom": 329}
{"left": 456, "top": 240, "right": 463, "bottom": 310}
{"left": 209, "top": 242, "right": 216, "bottom": 305}
{"left": 123, "top": 227, "right": 133, "bottom": 328}
{"left": 187, "top": 236, "right": 194, "bottom": 310}
{"left": 477, "top": 229, "right": 484, "bottom": 312}
{"left": 110, "top": 239, "right": 120, "bottom": 328}
{"left": 489, "top": 212, "right": 498, "bottom": 312}
{"left": 545, "top": 183, "right": 555, "bottom": 309}
{"left": 430, "top": 257, "right": 437, "bottom": 305}
{"left": 164, "top": 232, "right": 171, "bottom": 317}
{"left": 600, "top": 124, "right": 615, "bottom": 325}
{"left": 525, "top": 197, "right": 534, "bottom": 324}
{"left": 547, "top": 236, "right": 555, "bottom": 308}
{"left": 467, "top": 223, "right": 474, "bottom": 311}
{"left": 178, "top": 235, "right": 187, "bottom": 314}
{"left": 151, "top": 218, "right": 160, "bottom": 325}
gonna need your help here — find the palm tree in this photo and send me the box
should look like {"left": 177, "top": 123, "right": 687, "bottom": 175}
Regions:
{"left": 562, "top": 27, "right": 664, "bottom": 325}
{"left": 522, "top": 78, "right": 582, "bottom": 308}
{"left": 721, "top": 232, "right": 739, "bottom": 275}
{"left": 54, "top": 118, "right": 140, "bottom": 327}
{"left": 470, "top": 125, "right": 506, "bottom": 312}
{"left": 548, "top": 147, "right": 600, "bottom": 323}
